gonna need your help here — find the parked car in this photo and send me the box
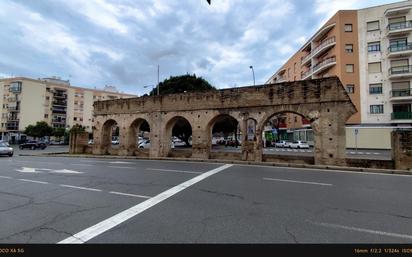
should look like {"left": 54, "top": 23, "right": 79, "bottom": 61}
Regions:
{"left": 88, "top": 139, "right": 94, "bottom": 145}
{"left": 0, "top": 141, "right": 13, "bottom": 157}
{"left": 290, "top": 141, "right": 310, "bottom": 149}
{"left": 111, "top": 139, "right": 119, "bottom": 145}
{"left": 19, "top": 141, "right": 47, "bottom": 150}
{"left": 138, "top": 139, "right": 150, "bottom": 149}
{"left": 50, "top": 140, "right": 65, "bottom": 145}
{"left": 274, "top": 140, "right": 291, "bottom": 148}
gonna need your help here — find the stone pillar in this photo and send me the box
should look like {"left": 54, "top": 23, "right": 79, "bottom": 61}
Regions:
{"left": 149, "top": 115, "right": 163, "bottom": 158}
{"left": 117, "top": 125, "right": 131, "bottom": 156}
{"left": 192, "top": 129, "right": 209, "bottom": 159}
{"left": 254, "top": 127, "right": 263, "bottom": 162}
{"left": 69, "top": 131, "right": 88, "bottom": 154}
{"left": 312, "top": 105, "right": 347, "bottom": 166}
{"left": 92, "top": 124, "right": 106, "bottom": 155}
{"left": 392, "top": 130, "right": 412, "bottom": 170}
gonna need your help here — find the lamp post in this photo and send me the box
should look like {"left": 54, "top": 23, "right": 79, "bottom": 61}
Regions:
{"left": 249, "top": 65, "right": 255, "bottom": 86}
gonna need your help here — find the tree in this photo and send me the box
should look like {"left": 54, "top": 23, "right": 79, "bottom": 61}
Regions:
{"left": 52, "top": 127, "right": 66, "bottom": 141}
{"left": 24, "top": 121, "right": 53, "bottom": 139}
{"left": 149, "top": 74, "right": 216, "bottom": 96}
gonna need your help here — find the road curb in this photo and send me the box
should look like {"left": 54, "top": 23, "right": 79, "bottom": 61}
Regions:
{"left": 19, "top": 152, "right": 412, "bottom": 175}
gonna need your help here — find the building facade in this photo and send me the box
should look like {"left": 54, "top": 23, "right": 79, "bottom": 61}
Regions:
{"left": 0, "top": 77, "right": 135, "bottom": 143}
{"left": 266, "top": 0, "right": 412, "bottom": 148}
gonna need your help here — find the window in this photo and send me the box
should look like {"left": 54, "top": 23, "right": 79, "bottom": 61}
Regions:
{"left": 344, "top": 24, "right": 353, "bottom": 32}
{"left": 392, "top": 81, "right": 410, "bottom": 97}
{"left": 369, "top": 83, "right": 382, "bottom": 94}
{"left": 74, "top": 101, "right": 78, "bottom": 105}
{"left": 46, "top": 96, "right": 50, "bottom": 100}
{"left": 346, "top": 64, "right": 354, "bottom": 73}
{"left": 73, "top": 117, "right": 77, "bottom": 121}
{"left": 367, "top": 21, "right": 379, "bottom": 31}
{"left": 370, "top": 105, "right": 384, "bottom": 114}
{"left": 367, "top": 42, "right": 380, "bottom": 52}
{"left": 346, "top": 84, "right": 355, "bottom": 94}
{"left": 80, "top": 118, "right": 83, "bottom": 122}
{"left": 345, "top": 44, "right": 353, "bottom": 53}
{"left": 368, "top": 62, "right": 381, "bottom": 73}
{"left": 44, "top": 114, "right": 49, "bottom": 118}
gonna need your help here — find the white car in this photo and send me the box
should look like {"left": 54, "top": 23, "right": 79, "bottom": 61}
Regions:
{"left": 88, "top": 139, "right": 94, "bottom": 145}
{"left": 0, "top": 141, "right": 13, "bottom": 157}
{"left": 274, "top": 140, "right": 291, "bottom": 148}
{"left": 138, "top": 139, "right": 150, "bottom": 149}
{"left": 111, "top": 139, "right": 119, "bottom": 145}
{"left": 290, "top": 141, "right": 310, "bottom": 149}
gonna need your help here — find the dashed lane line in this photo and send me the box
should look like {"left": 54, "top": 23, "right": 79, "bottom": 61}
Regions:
{"left": 109, "top": 191, "right": 151, "bottom": 199}
{"left": 18, "top": 179, "right": 49, "bottom": 184}
{"left": 58, "top": 164, "right": 234, "bottom": 244}
{"left": 263, "top": 177, "right": 333, "bottom": 186}
{"left": 107, "top": 166, "right": 135, "bottom": 169}
{"left": 0, "top": 175, "right": 12, "bottom": 179}
{"left": 146, "top": 168, "right": 202, "bottom": 174}
{"left": 59, "top": 184, "right": 102, "bottom": 192}
{"left": 313, "top": 222, "right": 412, "bottom": 240}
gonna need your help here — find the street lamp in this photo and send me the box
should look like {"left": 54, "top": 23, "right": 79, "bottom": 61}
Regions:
{"left": 144, "top": 85, "right": 155, "bottom": 95}
{"left": 249, "top": 65, "right": 255, "bottom": 86}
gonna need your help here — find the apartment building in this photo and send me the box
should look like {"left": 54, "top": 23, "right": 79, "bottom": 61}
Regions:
{"left": 266, "top": 0, "right": 412, "bottom": 149}
{"left": 0, "top": 77, "right": 135, "bottom": 143}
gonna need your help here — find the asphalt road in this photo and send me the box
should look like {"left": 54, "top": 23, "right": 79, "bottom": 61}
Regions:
{"left": 0, "top": 155, "right": 411, "bottom": 243}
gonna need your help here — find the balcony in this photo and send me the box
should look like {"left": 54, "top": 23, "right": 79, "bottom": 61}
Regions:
{"left": 391, "top": 111, "right": 412, "bottom": 120}
{"left": 388, "top": 65, "right": 412, "bottom": 79}
{"left": 312, "top": 36, "right": 336, "bottom": 59}
{"left": 53, "top": 93, "right": 67, "bottom": 99}
{"left": 301, "top": 69, "right": 312, "bottom": 80}
{"left": 312, "top": 56, "right": 336, "bottom": 75}
{"left": 6, "top": 122, "right": 19, "bottom": 131}
{"left": 390, "top": 89, "right": 412, "bottom": 102}
{"left": 52, "top": 107, "right": 67, "bottom": 114}
{"left": 52, "top": 100, "right": 67, "bottom": 107}
{"left": 301, "top": 53, "right": 311, "bottom": 66}
{"left": 388, "top": 43, "right": 412, "bottom": 57}
{"left": 387, "top": 20, "right": 412, "bottom": 36}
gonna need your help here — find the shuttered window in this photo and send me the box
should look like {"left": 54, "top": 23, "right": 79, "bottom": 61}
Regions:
{"left": 368, "top": 62, "right": 381, "bottom": 73}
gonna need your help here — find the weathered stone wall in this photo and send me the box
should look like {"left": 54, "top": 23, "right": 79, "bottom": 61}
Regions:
{"left": 392, "top": 130, "right": 412, "bottom": 170}
{"left": 91, "top": 77, "right": 357, "bottom": 166}
{"left": 69, "top": 132, "right": 88, "bottom": 154}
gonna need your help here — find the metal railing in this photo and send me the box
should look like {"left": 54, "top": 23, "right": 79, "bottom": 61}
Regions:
{"left": 301, "top": 53, "right": 311, "bottom": 65}
{"left": 387, "top": 20, "right": 412, "bottom": 31}
{"left": 312, "top": 36, "right": 336, "bottom": 56}
{"left": 313, "top": 56, "right": 336, "bottom": 73}
{"left": 389, "top": 43, "right": 412, "bottom": 52}
{"left": 391, "top": 88, "right": 411, "bottom": 97}
{"left": 301, "top": 69, "right": 312, "bottom": 79}
{"left": 391, "top": 111, "right": 412, "bottom": 119}
{"left": 389, "top": 65, "right": 412, "bottom": 75}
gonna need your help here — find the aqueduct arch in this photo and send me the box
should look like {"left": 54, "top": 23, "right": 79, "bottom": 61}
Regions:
{"left": 92, "top": 77, "right": 357, "bottom": 166}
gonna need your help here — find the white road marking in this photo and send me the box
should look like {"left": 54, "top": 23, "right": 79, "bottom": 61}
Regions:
{"left": 109, "top": 191, "right": 151, "bottom": 199}
{"left": 51, "top": 169, "right": 84, "bottom": 174}
{"left": 373, "top": 152, "right": 380, "bottom": 155}
{"left": 58, "top": 164, "right": 233, "bottom": 244}
{"left": 349, "top": 152, "right": 356, "bottom": 154}
{"left": 0, "top": 175, "right": 12, "bottom": 179}
{"left": 60, "top": 184, "right": 102, "bottom": 192}
{"left": 16, "top": 167, "right": 40, "bottom": 173}
{"left": 109, "top": 161, "right": 133, "bottom": 164}
{"left": 365, "top": 152, "right": 371, "bottom": 155}
{"left": 263, "top": 177, "right": 333, "bottom": 186}
{"left": 146, "top": 168, "right": 201, "bottom": 174}
{"left": 71, "top": 164, "right": 94, "bottom": 167}
{"left": 108, "top": 166, "right": 134, "bottom": 169}
{"left": 18, "top": 179, "right": 49, "bottom": 184}
{"left": 314, "top": 222, "right": 412, "bottom": 240}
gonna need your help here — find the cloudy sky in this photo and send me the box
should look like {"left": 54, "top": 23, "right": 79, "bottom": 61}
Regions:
{"left": 0, "top": 0, "right": 403, "bottom": 95}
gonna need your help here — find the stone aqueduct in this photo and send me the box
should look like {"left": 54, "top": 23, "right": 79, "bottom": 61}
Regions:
{"left": 92, "top": 77, "right": 357, "bottom": 166}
